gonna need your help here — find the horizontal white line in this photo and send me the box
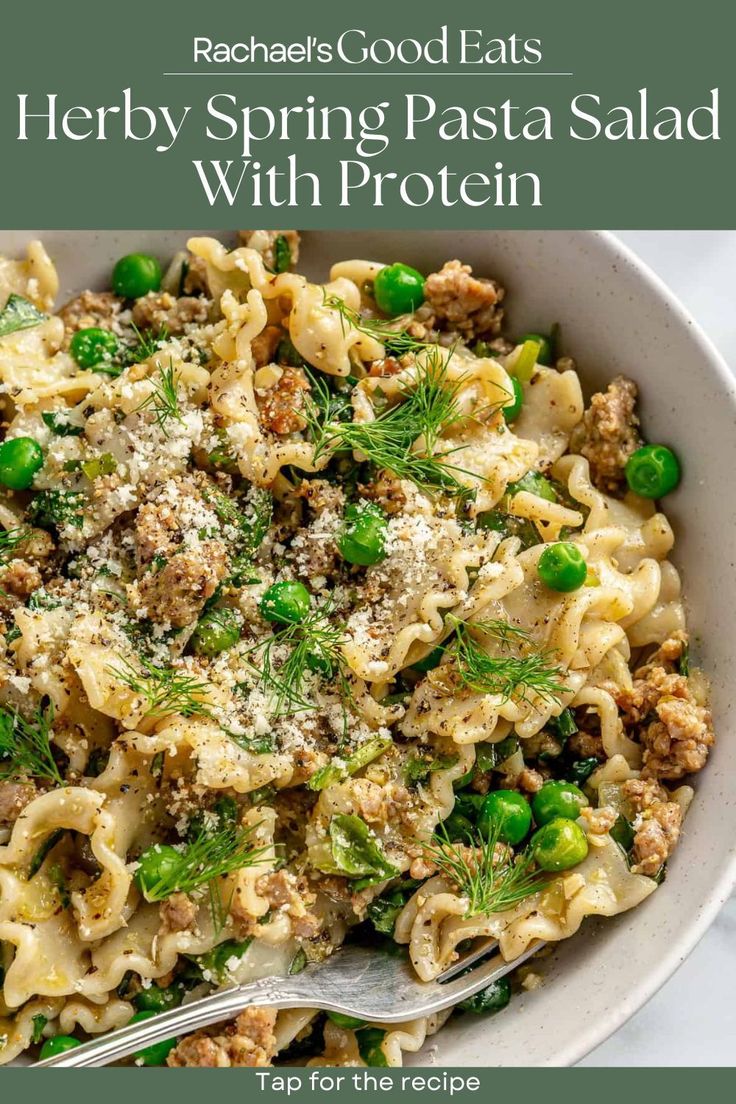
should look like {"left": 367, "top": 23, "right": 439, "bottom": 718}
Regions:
{"left": 163, "top": 71, "right": 573, "bottom": 77}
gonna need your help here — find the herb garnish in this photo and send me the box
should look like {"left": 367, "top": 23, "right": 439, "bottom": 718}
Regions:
{"left": 424, "top": 821, "right": 546, "bottom": 919}
{"left": 0, "top": 701, "right": 62, "bottom": 786}
{"left": 304, "top": 351, "right": 480, "bottom": 501}
{"left": 0, "top": 527, "right": 29, "bottom": 573}
{"left": 444, "top": 616, "right": 567, "bottom": 705}
{"left": 249, "top": 598, "right": 352, "bottom": 719}
{"left": 136, "top": 825, "right": 269, "bottom": 903}
{"left": 0, "top": 294, "right": 47, "bottom": 338}
{"left": 323, "top": 293, "right": 429, "bottom": 357}
{"left": 136, "top": 360, "right": 184, "bottom": 435}
{"left": 109, "top": 655, "right": 213, "bottom": 720}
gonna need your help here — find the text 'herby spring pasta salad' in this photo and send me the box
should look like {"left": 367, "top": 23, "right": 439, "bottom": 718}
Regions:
{"left": 0, "top": 232, "right": 713, "bottom": 1066}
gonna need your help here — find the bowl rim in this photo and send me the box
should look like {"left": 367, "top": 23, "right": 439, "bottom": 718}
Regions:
{"left": 549, "top": 229, "right": 736, "bottom": 1066}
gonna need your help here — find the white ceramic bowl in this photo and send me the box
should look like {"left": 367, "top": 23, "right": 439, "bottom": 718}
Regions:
{"left": 3, "top": 229, "right": 734, "bottom": 1066}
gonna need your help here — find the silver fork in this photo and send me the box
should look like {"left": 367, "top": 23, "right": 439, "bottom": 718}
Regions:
{"left": 33, "top": 938, "right": 543, "bottom": 1068}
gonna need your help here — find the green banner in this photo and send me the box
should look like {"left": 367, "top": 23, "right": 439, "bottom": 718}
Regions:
{"left": 0, "top": 0, "right": 733, "bottom": 226}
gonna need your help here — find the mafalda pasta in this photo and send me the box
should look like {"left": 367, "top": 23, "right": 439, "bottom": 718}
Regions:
{"left": 0, "top": 233, "right": 712, "bottom": 1066}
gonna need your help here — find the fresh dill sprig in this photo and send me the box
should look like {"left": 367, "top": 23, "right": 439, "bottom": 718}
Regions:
{"left": 0, "top": 527, "right": 28, "bottom": 566}
{"left": 125, "top": 323, "right": 170, "bottom": 365}
{"left": 109, "top": 655, "right": 213, "bottom": 720}
{"left": 323, "top": 292, "right": 429, "bottom": 356}
{"left": 445, "top": 616, "right": 567, "bottom": 705}
{"left": 0, "top": 701, "right": 63, "bottom": 786}
{"left": 0, "top": 527, "right": 30, "bottom": 593}
{"left": 249, "top": 599, "right": 352, "bottom": 719}
{"left": 424, "top": 820, "right": 546, "bottom": 919}
{"left": 303, "top": 351, "right": 477, "bottom": 501}
{"left": 137, "top": 824, "right": 271, "bottom": 903}
{"left": 136, "top": 360, "right": 184, "bottom": 435}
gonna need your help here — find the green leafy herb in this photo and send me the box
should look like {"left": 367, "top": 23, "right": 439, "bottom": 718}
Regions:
{"left": 356, "top": 1027, "right": 389, "bottom": 1067}
{"left": 404, "top": 750, "right": 458, "bottom": 788}
{"left": 0, "top": 701, "right": 62, "bottom": 786}
{"left": 315, "top": 814, "right": 398, "bottom": 889}
{"left": 678, "top": 643, "right": 690, "bottom": 677}
{"left": 567, "top": 757, "right": 599, "bottom": 787}
{"left": 206, "top": 427, "right": 238, "bottom": 472}
{"left": 137, "top": 826, "right": 269, "bottom": 903}
{"left": 27, "top": 588, "right": 62, "bottom": 611}
{"left": 135, "top": 360, "right": 183, "bottom": 435}
{"left": 474, "top": 736, "right": 519, "bottom": 774}
{"left": 304, "top": 351, "right": 483, "bottom": 501}
{"left": 31, "top": 1014, "right": 48, "bottom": 1046}
{"left": 41, "top": 411, "right": 84, "bottom": 437}
{"left": 276, "top": 336, "right": 305, "bottom": 368}
{"left": 202, "top": 486, "right": 272, "bottom": 588}
{"left": 324, "top": 293, "right": 428, "bottom": 356}
{"left": 548, "top": 708, "right": 578, "bottom": 742}
{"left": 447, "top": 616, "right": 566, "bottom": 706}
{"left": 366, "top": 880, "right": 422, "bottom": 936}
{"left": 109, "top": 655, "right": 213, "bottom": 720}
{"left": 249, "top": 598, "right": 351, "bottom": 719}
{"left": 28, "top": 489, "right": 85, "bottom": 532}
{"left": 28, "top": 828, "right": 65, "bottom": 878}
{"left": 476, "top": 509, "right": 540, "bottom": 551}
{"left": 0, "top": 528, "right": 29, "bottom": 577}
{"left": 123, "top": 324, "right": 170, "bottom": 367}
{"left": 504, "top": 470, "right": 557, "bottom": 504}
{"left": 190, "top": 937, "right": 253, "bottom": 983}
{"left": 0, "top": 294, "right": 46, "bottom": 338}
{"left": 610, "top": 814, "right": 635, "bottom": 854}
{"left": 273, "top": 235, "right": 292, "bottom": 274}
{"left": 424, "top": 821, "right": 546, "bottom": 919}
{"left": 308, "top": 734, "right": 392, "bottom": 792}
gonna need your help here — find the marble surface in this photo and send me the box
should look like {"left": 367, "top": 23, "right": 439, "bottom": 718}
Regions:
{"left": 579, "top": 231, "right": 736, "bottom": 1067}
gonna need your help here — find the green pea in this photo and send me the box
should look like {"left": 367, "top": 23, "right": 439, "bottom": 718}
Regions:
{"left": 0, "top": 436, "right": 44, "bottom": 490}
{"left": 518, "top": 333, "right": 553, "bottom": 366}
{"left": 537, "top": 542, "right": 587, "bottom": 593}
{"left": 458, "top": 976, "right": 511, "bottom": 1015}
{"left": 338, "top": 504, "right": 388, "bottom": 567}
{"left": 532, "top": 780, "right": 588, "bottom": 827}
{"left": 69, "top": 327, "right": 119, "bottom": 370}
{"left": 190, "top": 606, "right": 242, "bottom": 657}
{"left": 134, "top": 844, "right": 182, "bottom": 900}
{"left": 259, "top": 580, "right": 311, "bottom": 625}
{"left": 39, "top": 1035, "right": 81, "bottom": 1059}
{"left": 625, "top": 444, "right": 681, "bottom": 499}
{"left": 532, "top": 816, "right": 589, "bottom": 871}
{"left": 410, "top": 644, "right": 445, "bottom": 674}
{"left": 134, "top": 983, "right": 184, "bottom": 1014}
{"left": 502, "top": 375, "right": 524, "bottom": 423}
{"left": 373, "top": 263, "right": 426, "bottom": 317}
{"left": 327, "top": 1011, "right": 366, "bottom": 1030}
{"left": 128, "top": 1010, "right": 177, "bottom": 1066}
{"left": 112, "top": 253, "right": 162, "bottom": 299}
{"left": 478, "top": 789, "right": 532, "bottom": 845}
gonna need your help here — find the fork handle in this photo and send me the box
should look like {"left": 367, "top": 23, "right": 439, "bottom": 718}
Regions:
{"left": 34, "top": 975, "right": 316, "bottom": 1068}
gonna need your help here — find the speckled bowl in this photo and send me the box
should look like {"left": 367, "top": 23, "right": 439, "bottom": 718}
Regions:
{"left": 3, "top": 229, "right": 734, "bottom": 1066}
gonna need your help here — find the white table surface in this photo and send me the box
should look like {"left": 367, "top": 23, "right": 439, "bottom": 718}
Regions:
{"left": 578, "top": 231, "right": 736, "bottom": 1067}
